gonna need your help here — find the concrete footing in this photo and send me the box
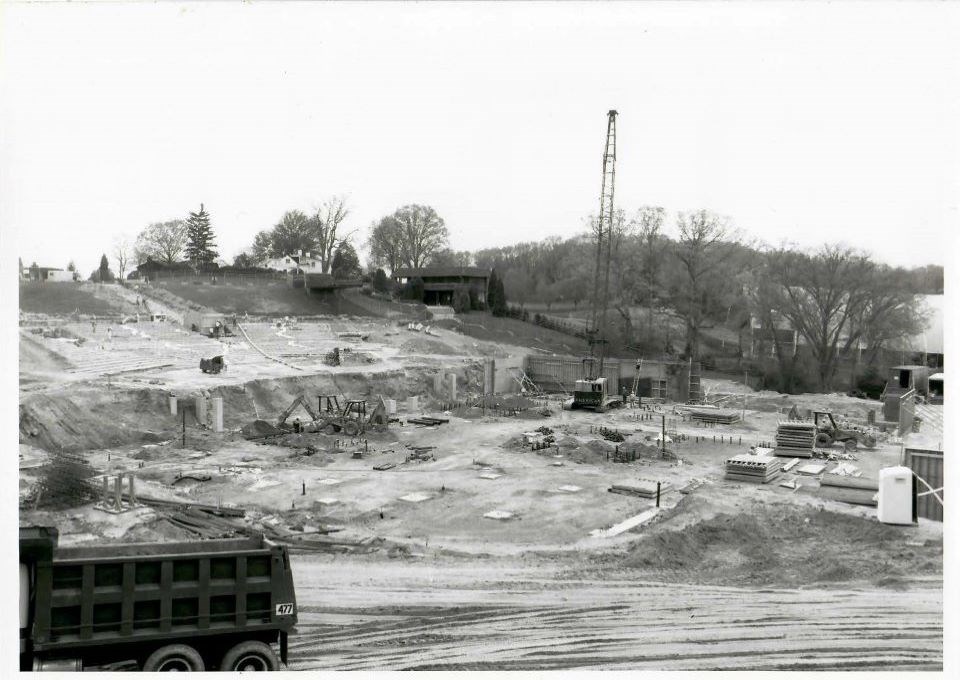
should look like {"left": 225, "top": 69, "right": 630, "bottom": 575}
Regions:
{"left": 211, "top": 396, "right": 224, "bottom": 432}
{"left": 196, "top": 396, "right": 208, "bottom": 427}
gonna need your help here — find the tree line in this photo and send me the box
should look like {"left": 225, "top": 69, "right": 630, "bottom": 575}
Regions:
{"left": 99, "top": 198, "right": 939, "bottom": 394}
{"left": 470, "top": 206, "right": 940, "bottom": 393}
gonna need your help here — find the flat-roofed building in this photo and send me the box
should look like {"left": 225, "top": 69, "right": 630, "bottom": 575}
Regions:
{"left": 393, "top": 267, "right": 490, "bottom": 306}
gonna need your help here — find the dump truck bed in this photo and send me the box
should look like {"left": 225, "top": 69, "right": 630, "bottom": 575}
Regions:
{"left": 31, "top": 534, "right": 297, "bottom": 654}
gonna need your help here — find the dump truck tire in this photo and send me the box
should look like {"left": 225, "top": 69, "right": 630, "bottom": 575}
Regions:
{"left": 863, "top": 435, "right": 877, "bottom": 449}
{"left": 323, "top": 421, "right": 338, "bottom": 435}
{"left": 815, "top": 433, "right": 833, "bottom": 448}
{"left": 343, "top": 420, "right": 360, "bottom": 436}
{"left": 219, "top": 640, "right": 279, "bottom": 672}
{"left": 142, "top": 644, "right": 205, "bottom": 672}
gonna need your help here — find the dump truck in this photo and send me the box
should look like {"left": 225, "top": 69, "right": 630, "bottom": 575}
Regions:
{"left": 20, "top": 526, "right": 297, "bottom": 671}
{"left": 199, "top": 355, "right": 225, "bottom": 374}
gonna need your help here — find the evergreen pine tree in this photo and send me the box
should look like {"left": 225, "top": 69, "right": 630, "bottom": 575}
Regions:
{"left": 97, "top": 254, "right": 114, "bottom": 283}
{"left": 185, "top": 203, "right": 218, "bottom": 268}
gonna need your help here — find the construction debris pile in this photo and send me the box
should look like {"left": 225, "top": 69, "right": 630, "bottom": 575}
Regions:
{"left": 25, "top": 452, "right": 98, "bottom": 510}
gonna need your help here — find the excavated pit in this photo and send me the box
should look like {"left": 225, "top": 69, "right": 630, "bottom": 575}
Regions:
{"left": 20, "top": 363, "right": 483, "bottom": 453}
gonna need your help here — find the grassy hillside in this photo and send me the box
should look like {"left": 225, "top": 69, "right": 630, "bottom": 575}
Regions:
{"left": 454, "top": 312, "right": 590, "bottom": 356}
{"left": 19, "top": 283, "right": 126, "bottom": 316}
{"left": 154, "top": 280, "right": 373, "bottom": 316}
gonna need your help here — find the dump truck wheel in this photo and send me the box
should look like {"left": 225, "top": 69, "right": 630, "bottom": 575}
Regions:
{"left": 863, "top": 435, "right": 878, "bottom": 449}
{"left": 323, "top": 421, "right": 338, "bottom": 435}
{"left": 343, "top": 420, "right": 360, "bottom": 436}
{"left": 219, "top": 641, "right": 279, "bottom": 672}
{"left": 143, "top": 644, "right": 205, "bottom": 672}
{"left": 844, "top": 439, "right": 858, "bottom": 452}
{"left": 815, "top": 433, "right": 833, "bottom": 448}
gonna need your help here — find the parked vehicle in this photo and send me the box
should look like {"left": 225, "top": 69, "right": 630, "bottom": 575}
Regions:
{"left": 20, "top": 526, "right": 297, "bottom": 671}
{"left": 812, "top": 411, "right": 878, "bottom": 451}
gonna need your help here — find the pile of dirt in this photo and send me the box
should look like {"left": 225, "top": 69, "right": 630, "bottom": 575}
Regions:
{"left": 242, "top": 419, "right": 283, "bottom": 438}
{"left": 400, "top": 337, "right": 459, "bottom": 356}
{"left": 620, "top": 441, "right": 663, "bottom": 458}
{"left": 619, "top": 505, "right": 942, "bottom": 588}
{"left": 585, "top": 439, "right": 616, "bottom": 454}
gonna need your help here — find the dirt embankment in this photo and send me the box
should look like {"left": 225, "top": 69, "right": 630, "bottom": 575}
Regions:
{"left": 606, "top": 501, "right": 942, "bottom": 588}
{"left": 19, "top": 332, "right": 74, "bottom": 373}
{"left": 19, "top": 363, "right": 482, "bottom": 453}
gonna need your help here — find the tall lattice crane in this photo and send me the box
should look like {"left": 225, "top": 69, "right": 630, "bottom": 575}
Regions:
{"left": 569, "top": 110, "right": 623, "bottom": 413}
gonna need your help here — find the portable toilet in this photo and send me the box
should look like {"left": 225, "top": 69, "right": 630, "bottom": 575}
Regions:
{"left": 877, "top": 466, "right": 917, "bottom": 525}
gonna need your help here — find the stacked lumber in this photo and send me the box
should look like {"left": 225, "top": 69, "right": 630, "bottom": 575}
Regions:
{"left": 725, "top": 454, "right": 782, "bottom": 483}
{"left": 688, "top": 408, "right": 742, "bottom": 425}
{"left": 818, "top": 473, "right": 879, "bottom": 507}
{"left": 609, "top": 479, "right": 672, "bottom": 498}
{"left": 773, "top": 421, "right": 817, "bottom": 458}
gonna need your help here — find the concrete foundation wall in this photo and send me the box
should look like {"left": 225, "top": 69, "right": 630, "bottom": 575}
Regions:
{"left": 524, "top": 356, "right": 622, "bottom": 393}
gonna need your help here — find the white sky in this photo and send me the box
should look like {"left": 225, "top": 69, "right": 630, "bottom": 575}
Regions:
{"left": 2, "top": 2, "right": 958, "bottom": 275}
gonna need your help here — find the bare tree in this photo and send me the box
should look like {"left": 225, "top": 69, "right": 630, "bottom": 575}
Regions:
{"left": 391, "top": 204, "right": 450, "bottom": 269}
{"left": 635, "top": 206, "right": 665, "bottom": 335}
{"left": 367, "top": 216, "right": 404, "bottom": 275}
{"left": 841, "top": 263, "right": 927, "bottom": 385}
{"left": 668, "top": 209, "right": 741, "bottom": 359}
{"left": 113, "top": 236, "right": 133, "bottom": 282}
{"left": 270, "top": 210, "right": 317, "bottom": 259}
{"left": 746, "top": 248, "right": 805, "bottom": 392}
{"left": 251, "top": 230, "right": 274, "bottom": 264}
{"left": 770, "top": 244, "right": 875, "bottom": 390}
{"left": 135, "top": 219, "right": 188, "bottom": 265}
{"left": 310, "top": 195, "right": 352, "bottom": 274}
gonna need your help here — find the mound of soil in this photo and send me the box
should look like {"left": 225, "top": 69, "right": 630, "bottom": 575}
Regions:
{"left": 620, "top": 505, "right": 942, "bottom": 588}
{"left": 585, "top": 439, "right": 616, "bottom": 454}
{"left": 400, "top": 337, "right": 459, "bottom": 355}
{"left": 242, "top": 419, "right": 282, "bottom": 438}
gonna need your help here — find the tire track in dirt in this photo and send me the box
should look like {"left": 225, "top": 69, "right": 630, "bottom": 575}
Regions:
{"left": 286, "top": 562, "right": 942, "bottom": 671}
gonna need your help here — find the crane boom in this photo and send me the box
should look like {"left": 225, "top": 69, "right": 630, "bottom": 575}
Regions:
{"left": 588, "top": 110, "right": 618, "bottom": 379}
{"left": 597, "top": 110, "right": 617, "bottom": 375}
{"left": 567, "top": 110, "right": 623, "bottom": 414}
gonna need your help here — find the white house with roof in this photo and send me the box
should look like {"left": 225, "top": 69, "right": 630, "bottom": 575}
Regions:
{"left": 262, "top": 251, "right": 324, "bottom": 273}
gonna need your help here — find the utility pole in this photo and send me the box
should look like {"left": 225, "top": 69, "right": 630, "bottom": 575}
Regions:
{"left": 742, "top": 370, "right": 748, "bottom": 421}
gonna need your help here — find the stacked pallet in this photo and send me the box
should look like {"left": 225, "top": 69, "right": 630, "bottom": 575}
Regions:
{"left": 609, "top": 479, "right": 672, "bottom": 498}
{"left": 688, "top": 408, "right": 742, "bottom": 425}
{"left": 773, "top": 421, "right": 817, "bottom": 458}
{"left": 725, "top": 454, "right": 782, "bottom": 483}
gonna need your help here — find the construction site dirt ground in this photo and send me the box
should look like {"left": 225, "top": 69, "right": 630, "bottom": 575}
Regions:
{"left": 18, "top": 299, "right": 944, "bottom": 670}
